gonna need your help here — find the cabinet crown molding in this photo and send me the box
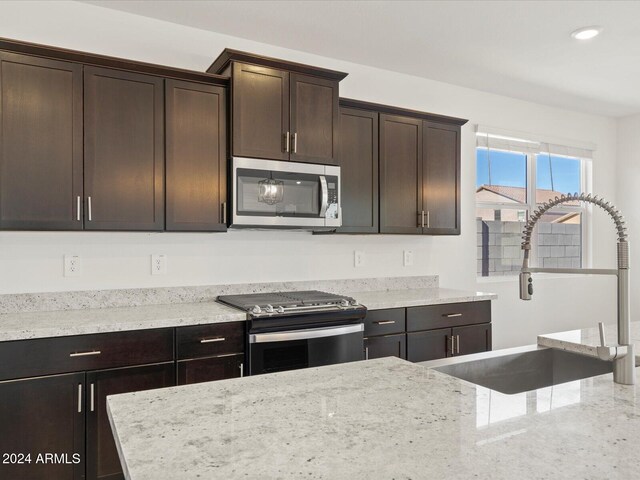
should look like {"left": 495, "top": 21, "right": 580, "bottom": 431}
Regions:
{"left": 0, "top": 37, "right": 228, "bottom": 86}
{"left": 340, "top": 97, "right": 468, "bottom": 126}
{"left": 208, "top": 48, "right": 348, "bottom": 81}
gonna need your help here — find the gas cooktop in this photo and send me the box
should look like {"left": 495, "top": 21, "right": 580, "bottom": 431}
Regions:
{"left": 217, "top": 290, "right": 363, "bottom": 318}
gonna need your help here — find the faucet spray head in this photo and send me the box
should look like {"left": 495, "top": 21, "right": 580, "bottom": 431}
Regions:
{"left": 519, "top": 271, "right": 533, "bottom": 300}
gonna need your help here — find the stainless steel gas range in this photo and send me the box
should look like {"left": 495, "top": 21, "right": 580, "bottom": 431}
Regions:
{"left": 217, "top": 291, "right": 367, "bottom": 375}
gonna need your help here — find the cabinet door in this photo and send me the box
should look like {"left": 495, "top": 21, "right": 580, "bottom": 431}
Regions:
{"left": 422, "top": 121, "right": 461, "bottom": 235}
{"left": 86, "top": 363, "right": 175, "bottom": 480}
{"left": 166, "top": 80, "right": 227, "bottom": 231}
{"left": 407, "top": 328, "right": 451, "bottom": 362}
{"left": 337, "top": 107, "right": 379, "bottom": 233}
{"left": 84, "top": 67, "right": 164, "bottom": 231}
{"left": 232, "top": 63, "right": 289, "bottom": 161}
{"left": 177, "top": 354, "right": 244, "bottom": 385}
{"left": 365, "top": 334, "right": 406, "bottom": 361}
{"left": 452, "top": 323, "right": 492, "bottom": 357}
{"left": 379, "top": 114, "right": 423, "bottom": 234}
{"left": 290, "top": 74, "right": 339, "bottom": 165}
{"left": 0, "top": 52, "right": 83, "bottom": 230}
{"left": 0, "top": 372, "right": 85, "bottom": 480}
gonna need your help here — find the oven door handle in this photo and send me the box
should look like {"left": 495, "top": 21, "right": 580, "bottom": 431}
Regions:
{"left": 250, "top": 323, "right": 363, "bottom": 344}
{"left": 319, "top": 175, "right": 328, "bottom": 218}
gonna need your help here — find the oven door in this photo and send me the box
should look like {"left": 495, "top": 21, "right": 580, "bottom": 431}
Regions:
{"left": 232, "top": 157, "right": 340, "bottom": 228}
{"left": 249, "top": 323, "right": 364, "bottom": 375}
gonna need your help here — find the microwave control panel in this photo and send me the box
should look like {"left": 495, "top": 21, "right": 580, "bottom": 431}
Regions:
{"left": 325, "top": 175, "right": 339, "bottom": 219}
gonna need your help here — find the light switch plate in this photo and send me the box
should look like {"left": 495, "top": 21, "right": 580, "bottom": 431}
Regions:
{"left": 64, "top": 255, "right": 82, "bottom": 277}
{"left": 354, "top": 251, "right": 364, "bottom": 267}
{"left": 151, "top": 254, "right": 167, "bottom": 275}
{"left": 403, "top": 250, "right": 414, "bottom": 266}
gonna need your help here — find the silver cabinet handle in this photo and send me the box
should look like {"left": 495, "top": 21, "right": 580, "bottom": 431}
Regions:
{"left": 374, "top": 320, "right": 396, "bottom": 325}
{"left": 284, "top": 132, "right": 290, "bottom": 153}
{"left": 250, "top": 323, "right": 364, "bottom": 344}
{"left": 448, "top": 335, "right": 455, "bottom": 356}
{"left": 200, "top": 337, "right": 225, "bottom": 344}
{"left": 90, "top": 383, "right": 95, "bottom": 412}
{"left": 70, "top": 350, "right": 101, "bottom": 357}
{"left": 455, "top": 335, "right": 460, "bottom": 355}
{"left": 365, "top": 346, "right": 369, "bottom": 360}
{"left": 427, "top": 211, "right": 430, "bottom": 228}
{"left": 292, "top": 132, "right": 298, "bottom": 153}
{"left": 239, "top": 363, "right": 244, "bottom": 378}
{"left": 221, "top": 202, "right": 227, "bottom": 224}
{"left": 87, "top": 196, "right": 92, "bottom": 221}
{"left": 78, "top": 384, "right": 82, "bottom": 413}
{"left": 319, "top": 175, "right": 328, "bottom": 218}
{"left": 76, "top": 196, "right": 81, "bottom": 221}
{"left": 444, "top": 313, "right": 462, "bottom": 318}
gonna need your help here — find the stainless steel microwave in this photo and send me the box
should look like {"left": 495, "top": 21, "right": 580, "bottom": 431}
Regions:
{"left": 231, "top": 157, "right": 341, "bottom": 229}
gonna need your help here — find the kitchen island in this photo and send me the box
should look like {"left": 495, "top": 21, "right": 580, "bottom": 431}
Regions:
{"left": 107, "top": 355, "right": 640, "bottom": 480}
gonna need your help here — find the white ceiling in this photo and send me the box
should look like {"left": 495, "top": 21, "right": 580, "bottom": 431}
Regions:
{"left": 80, "top": 0, "right": 640, "bottom": 117}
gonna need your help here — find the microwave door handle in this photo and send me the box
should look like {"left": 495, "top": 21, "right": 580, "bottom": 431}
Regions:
{"left": 319, "top": 175, "right": 328, "bottom": 218}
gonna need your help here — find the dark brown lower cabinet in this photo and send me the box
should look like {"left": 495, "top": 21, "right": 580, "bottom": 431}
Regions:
{"left": 453, "top": 323, "right": 492, "bottom": 356}
{"left": 0, "top": 372, "right": 85, "bottom": 480}
{"left": 407, "top": 324, "right": 492, "bottom": 362}
{"left": 365, "top": 334, "right": 406, "bottom": 360}
{"left": 177, "top": 354, "right": 244, "bottom": 385}
{"left": 86, "top": 363, "right": 175, "bottom": 480}
{"left": 407, "top": 328, "right": 450, "bottom": 362}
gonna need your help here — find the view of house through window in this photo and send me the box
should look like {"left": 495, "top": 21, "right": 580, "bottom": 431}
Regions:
{"left": 476, "top": 142, "right": 586, "bottom": 277}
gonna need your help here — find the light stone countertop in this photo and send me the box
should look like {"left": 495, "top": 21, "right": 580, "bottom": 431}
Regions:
{"left": 538, "top": 321, "right": 640, "bottom": 359}
{"left": 0, "top": 288, "right": 495, "bottom": 342}
{"left": 107, "top": 356, "right": 640, "bottom": 480}
{"left": 0, "top": 302, "right": 245, "bottom": 342}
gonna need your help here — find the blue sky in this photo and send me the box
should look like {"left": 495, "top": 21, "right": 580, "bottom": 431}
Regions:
{"left": 476, "top": 149, "right": 581, "bottom": 193}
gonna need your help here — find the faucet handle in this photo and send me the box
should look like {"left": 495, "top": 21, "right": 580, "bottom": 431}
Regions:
{"left": 598, "top": 322, "right": 606, "bottom": 346}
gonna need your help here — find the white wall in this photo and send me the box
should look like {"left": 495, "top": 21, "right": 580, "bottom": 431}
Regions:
{"left": 0, "top": 1, "right": 621, "bottom": 348}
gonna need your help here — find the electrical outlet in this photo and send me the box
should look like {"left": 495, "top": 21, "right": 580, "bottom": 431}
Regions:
{"left": 403, "top": 250, "right": 414, "bottom": 267}
{"left": 151, "top": 254, "right": 167, "bottom": 275}
{"left": 354, "top": 251, "right": 364, "bottom": 268}
{"left": 64, "top": 255, "right": 82, "bottom": 277}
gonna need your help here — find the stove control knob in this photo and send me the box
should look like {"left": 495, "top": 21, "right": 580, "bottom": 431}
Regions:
{"left": 265, "top": 304, "right": 275, "bottom": 313}
{"left": 339, "top": 299, "right": 350, "bottom": 307}
{"left": 251, "top": 305, "right": 262, "bottom": 314}
{"left": 276, "top": 306, "right": 285, "bottom": 314}
{"left": 350, "top": 299, "right": 358, "bottom": 306}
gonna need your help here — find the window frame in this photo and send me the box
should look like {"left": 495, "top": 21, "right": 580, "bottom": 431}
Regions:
{"left": 476, "top": 146, "right": 589, "bottom": 276}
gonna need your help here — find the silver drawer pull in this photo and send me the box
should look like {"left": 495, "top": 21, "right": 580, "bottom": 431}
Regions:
{"left": 374, "top": 320, "right": 396, "bottom": 325}
{"left": 444, "top": 313, "right": 462, "bottom": 318}
{"left": 200, "top": 337, "right": 226, "bottom": 344}
{"left": 70, "top": 350, "right": 101, "bottom": 357}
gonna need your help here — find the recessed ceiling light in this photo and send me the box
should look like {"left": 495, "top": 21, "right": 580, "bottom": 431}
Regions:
{"left": 571, "top": 26, "right": 602, "bottom": 40}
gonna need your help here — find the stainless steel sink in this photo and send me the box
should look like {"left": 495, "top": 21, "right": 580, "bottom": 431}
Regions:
{"left": 434, "top": 348, "right": 619, "bottom": 395}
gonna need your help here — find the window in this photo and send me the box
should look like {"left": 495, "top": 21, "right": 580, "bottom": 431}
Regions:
{"left": 476, "top": 132, "right": 589, "bottom": 277}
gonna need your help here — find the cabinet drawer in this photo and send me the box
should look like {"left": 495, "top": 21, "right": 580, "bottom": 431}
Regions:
{"left": 177, "top": 354, "right": 244, "bottom": 385}
{"left": 364, "top": 308, "right": 405, "bottom": 337}
{"left": 365, "top": 334, "right": 406, "bottom": 361}
{"left": 0, "top": 328, "right": 174, "bottom": 381}
{"left": 407, "top": 301, "right": 491, "bottom": 332}
{"left": 176, "top": 322, "right": 245, "bottom": 360}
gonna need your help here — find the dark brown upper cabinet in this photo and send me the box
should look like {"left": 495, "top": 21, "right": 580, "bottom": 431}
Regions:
{"left": 208, "top": 49, "right": 347, "bottom": 165}
{"left": 422, "top": 121, "right": 461, "bottom": 235}
{"left": 166, "top": 80, "right": 227, "bottom": 231}
{"left": 337, "top": 106, "right": 379, "bottom": 233}
{"left": 379, "top": 114, "right": 423, "bottom": 234}
{"left": 84, "top": 67, "right": 165, "bottom": 231}
{"left": 289, "top": 74, "right": 339, "bottom": 164}
{"left": 346, "top": 99, "right": 466, "bottom": 235}
{"left": 0, "top": 52, "right": 83, "bottom": 230}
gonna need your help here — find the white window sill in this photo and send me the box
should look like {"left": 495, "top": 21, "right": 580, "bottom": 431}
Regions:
{"left": 477, "top": 272, "right": 599, "bottom": 284}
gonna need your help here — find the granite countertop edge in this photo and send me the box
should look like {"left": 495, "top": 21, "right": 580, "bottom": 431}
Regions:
{"left": 0, "top": 288, "right": 497, "bottom": 342}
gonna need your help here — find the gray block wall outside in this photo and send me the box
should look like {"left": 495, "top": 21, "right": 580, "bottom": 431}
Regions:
{"left": 477, "top": 219, "right": 581, "bottom": 277}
